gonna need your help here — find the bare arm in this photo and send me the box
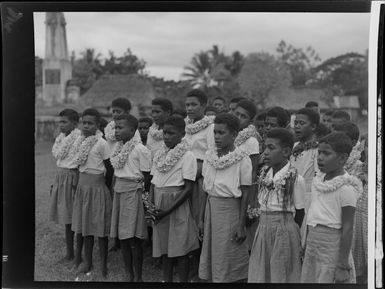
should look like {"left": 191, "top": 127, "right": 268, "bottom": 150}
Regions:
{"left": 166, "top": 180, "right": 194, "bottom": 214}
{"left": 294, "top": 208, "right": 305, "bottom": 228}
{"left": 335, "top": 206, "right": 355, "bottom": 283}
{"left": 142, "top": 171, "right": 151, "bottom": 192}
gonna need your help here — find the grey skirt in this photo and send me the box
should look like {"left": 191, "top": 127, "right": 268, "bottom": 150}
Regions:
{"left": 49, "top": 168, "right": 79, "bottom": 224}
{"left": 152, "top": 186, "right": 199, "bottom": 258}
{"left": 248, "top": 211, "right": 302, "bottom": 283}
{"left": 301, "top": 225, "right": 356, "bottom": 283}
{"left": 199, "top": 196, "right": 249, "bottom": 283}
{"left": 71, "top": 173, "right": 112, "bottom": 237}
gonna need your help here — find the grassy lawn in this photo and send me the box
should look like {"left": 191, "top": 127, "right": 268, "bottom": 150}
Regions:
{"left": 34, "top": 141, "right": 163, "bottom": 282}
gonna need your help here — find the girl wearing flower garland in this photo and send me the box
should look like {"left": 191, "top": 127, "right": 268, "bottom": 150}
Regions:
{"left": 104, "top": 97, "right": 142, "bottom": 151}
{"left": 147, "top": 98, "right": 173, "bottom": 160}
{"left": 199, "top": 113, "right": 251, "bottom": 283}
{"left": 301, "top": 132, "right": 362, "bottom": 283}
{"left": 248, "top": 128, "right": 305, "bottom": 283}
{"left": 149, "top": 115, "right": 199, "bottom": 282}
{"left": 50, "top": 109, "right": 81, "bottom": 261}
{"left": 290, "top": 107, "right": 320, "bottom": 246}
{"left": 184, "top": 89, "right": 215, "bottom": 280}
{"left": 71, "top": 108, "right": 113, "bottom": 278}
{"left": 184, "top": 89, "right": 215, "bottom": 226}
{"left": 110, "top": 114, "right": 151, "bottom": 282}
{"left": 104, "top": 97, "right": 141, "bottom": 251}
{"left": 233, "top": 99, "right": 261, "bottom": 251}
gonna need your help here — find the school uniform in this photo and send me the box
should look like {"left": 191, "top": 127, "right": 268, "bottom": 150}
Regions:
{"left": 71, "top": 137, "right": 112, "bottom": 237}
{"left": 290, "top": 142, "right": 319, "bottom": 246}
{"left": 301, "top": 172, "right": 361, "bottom": 283}
{"left": 110, "top": 143, "right": 151, "bottom": 240}
{"left": 184, "top": 121, "right": 215, "bottom": 226}
{"left": 199, "top": 155, "right": 251, "bottom": 283}
{"left": 49, "top": 131, "right": 80, "bottom": 224}
{"left": 151, "top": 150, "right": 199, "bottom": 258}
{"left": 248, "top": 163, "right": 306, "bottom": 283}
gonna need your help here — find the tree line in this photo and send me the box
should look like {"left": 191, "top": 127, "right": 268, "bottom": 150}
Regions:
{"left": 35, "top": 41, "right": 368, "bottom": 110}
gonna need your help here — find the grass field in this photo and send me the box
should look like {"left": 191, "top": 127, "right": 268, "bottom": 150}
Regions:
{"left": 34, "top": 141, "right": 163, "bottom": 282}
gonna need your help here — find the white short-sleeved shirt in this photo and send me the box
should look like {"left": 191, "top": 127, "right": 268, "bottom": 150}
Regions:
{"left": 79, "top": 138, "right": 111, "bottom": 174}
{"left": 307, "top": 172, "right": 361, "bottom": 229}
{"left": 290, "top": 142, "right": 319, "bottom": 193}
{"left": 185, "top": 123, "right": 215, "bottom": 160}
{"left": 56, "top": 154, "right": 78, "bottom": 169}
{"left": 151, "top": 151, "right": 197, "bottom": 187}
{"left": 202, "top": 156, "right": 252, "bottom": 198}
{"left": 258, "top": 163, "right": 306, "bottom": 213}
{"left": 114, "top": 143, "right": 151, "bottom": 179}
{"left": 237, "top": 137, "right": 260, "bottom": 156}
{"left": 146, "top": 134, "right": 164, "bottom": 160}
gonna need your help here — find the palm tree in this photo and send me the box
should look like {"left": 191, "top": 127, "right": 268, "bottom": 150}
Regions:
{"left": 182, "top": 51, "right": 214, "bottom": 89}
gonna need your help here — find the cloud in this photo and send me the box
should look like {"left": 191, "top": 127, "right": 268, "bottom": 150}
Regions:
{"left": 34, "top": 12, "right": 370, "bottom": 81}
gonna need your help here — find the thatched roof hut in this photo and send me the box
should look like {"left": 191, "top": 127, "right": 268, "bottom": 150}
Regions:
{"left": 80, "top": 74, "right": 155, "bottom": 117}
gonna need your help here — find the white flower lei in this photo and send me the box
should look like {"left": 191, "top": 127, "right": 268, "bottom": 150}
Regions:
{"left": 206, "top": 147, "right": 249, "bottom": 170}
{"left": 104, "top": 121, "right": 116, "bottom": 142}
{"left": 71, "top": 133, "right": 101, "bottom": 166}
{"left": 52, "top": 129, "right": 81, "bottom": 160}
{"left": 148, "top": 123, "right": 164, "bottom": 141}
{"left": 153, "top": 139, "right": 191, "bottom": 173}
{"left": 234, "top": 124, "right": 260, "bottom": 147}
{"left": 344, "top": 141, "right": 363, "bottom": 172}
{"left": 185, "top": 115, "right": 214, "bottom": 135}
{"left": 110, "top": 138, "right": 141, "bottom": 169}
{"left": 312, "top": 172, "right": 362, "bottom": 197}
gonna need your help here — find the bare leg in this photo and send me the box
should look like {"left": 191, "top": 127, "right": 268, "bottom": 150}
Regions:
{"left": 162, "top": 255, "right": 174, "bottom": 282}
{"left": 177, "top": 255, "right": 189, "bottom": 282}
{"left": 129, "top": 238, "right": 144, "bottom": 282}
{"left": 77, "top": 236, "right": 93, "bottom": 274}
{"left": 98, "top": 237, "right": 108, "bottom": 278}
{"left": 121, "top": 239, "right": 134, "bottom": 282}
{"left": 74, "top": 233, "right": 83, "bottom": 267}
{"left": 65, "top": 224, "right": 74, "bottom": 260}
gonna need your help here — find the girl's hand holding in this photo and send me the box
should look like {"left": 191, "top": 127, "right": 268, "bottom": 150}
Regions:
{"left": 198, "top": 221, "right": 204, "bottom": 241}
{"left": 151, "top": 209, "right": 169, "bottom": 224}
{"left": 231, "top": 225, "right": 246, "bottom": 244}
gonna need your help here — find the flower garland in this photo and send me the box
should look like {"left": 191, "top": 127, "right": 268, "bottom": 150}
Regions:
{"left": 185, "top": 115, "right": 214, "bottom": 135}
{"left": 257, "top": 164, "right": 298, "bottom": 209}
{"left": 71, "top": 134, "right": 101, "bottom": 166}
{"left": 206, "top": 147, "right": 249, "bottom": 170}
{"left": 292, "top": 140, "right": 318, "bottom": 160}
{"left": 153, "top": 139, "right": 191, "bottom": 173}
{"left": 148, "top": 123, "right": 164, "bottom": 141}
{"left": 344, "top": 141, "right": 364, "bottom": 173}
{"left": 52, "top": 128, "right": 81, "bottom": 160}
{"left": 312, "top": 172, "right": 362, "bottom": 197}
{"left": 234, "top": 124, "right": 261, "bottom": 147}
{"left": 110, "top": 138, "right": 141, "bottom": 169}
{"left": 247, "top": 205, "right": 261, "bottom": 219}
{"left": 104, "top": 120, "right": 116, "bottom": 142}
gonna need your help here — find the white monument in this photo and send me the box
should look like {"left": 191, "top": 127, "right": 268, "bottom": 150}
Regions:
{"left": 42, "top": 12, "right": 72, "bottom": 106}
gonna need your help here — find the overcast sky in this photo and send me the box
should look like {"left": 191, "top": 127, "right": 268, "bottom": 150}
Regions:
{"left": 34, "top": 12, "right": 370, "bottom": 81}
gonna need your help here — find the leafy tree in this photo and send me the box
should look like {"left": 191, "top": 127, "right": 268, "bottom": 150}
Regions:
{"left": 276, "top": 40, "right": 321, "bottom": 86}
{"left": 182, "top": 50, "right": 214, "bottom": 89}
{"left": 237, "top": 52, "right": 292, "bottom": 109}
{"left": 310, "top": 52, "right": 368, "bottom": 109}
